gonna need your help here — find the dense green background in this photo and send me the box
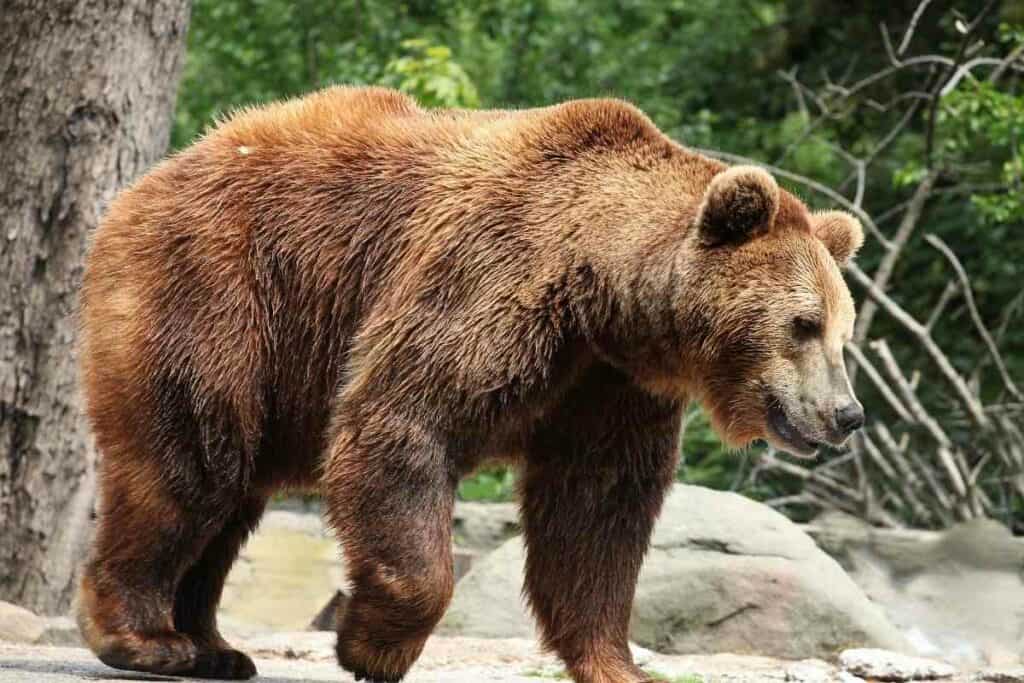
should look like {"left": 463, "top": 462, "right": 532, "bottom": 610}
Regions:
{"left": 173, "top": 1, "right": 1024, "bottom": 507}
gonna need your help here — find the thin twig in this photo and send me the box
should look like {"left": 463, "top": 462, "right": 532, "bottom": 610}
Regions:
{"left": 989, "top": 42, "right": 1024, "bottom": 84}
{"left": 941, "top": 57, "right": 1017, "bottom": 95}
{"left": 853, "top": 170, "right": 939, "bottom": 344}
{"left": 925, "top": 0, "right": 1000, "bottom": 166}
{"left": 846, "top": 342, "right": 914, "bottom": 422}
{"left": 870, "top": 339, "right": 974, "bottom": 520}
{"left": 926, "top": 280, "right": 960, "bottom": 331}
{"left": 848, "top": 264, "right": 990, "bottom": 430}
{"left": 924, "top": 234, "right": 1023, "bottom": 401}
{"left": 899, "top": 0, "right": 934, "bottom": 55}
{"left": 870, "top": 339, "right": 953, "bottom": 451}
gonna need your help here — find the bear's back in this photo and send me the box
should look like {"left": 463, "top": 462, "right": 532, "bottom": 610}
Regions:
{"left": 81, "top": 87, "right": 684, "bottom": 484}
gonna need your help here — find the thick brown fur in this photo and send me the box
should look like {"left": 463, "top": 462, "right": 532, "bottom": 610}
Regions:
{"left": 78, "top": 86, "right": 863, "bottom": 683}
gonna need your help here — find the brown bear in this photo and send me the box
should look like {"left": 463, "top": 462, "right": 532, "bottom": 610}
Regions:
{"left": 77, "top": 86, "right": 865, "bottom": 683}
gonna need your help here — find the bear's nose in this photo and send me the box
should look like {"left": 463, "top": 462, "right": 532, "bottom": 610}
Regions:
{"left": 835, "top": 402, "right": 865, "bottom": 435}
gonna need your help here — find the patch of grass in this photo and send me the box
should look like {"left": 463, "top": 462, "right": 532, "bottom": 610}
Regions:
{"left": 457, "top": 466, "right": 516, "bottom": 501}
{"left": 524, "top": 667, "right": 702, "bottom": 682}
{"left": 644, "top": 671, "right": 705, "bottom": 683}
{"left": 522, "top": 668, "right": 569, "bottom": 679}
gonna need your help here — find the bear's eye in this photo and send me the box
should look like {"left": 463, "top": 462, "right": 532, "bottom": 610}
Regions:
{"left": 792, "top": 315, "right": 822, "bottom": 340}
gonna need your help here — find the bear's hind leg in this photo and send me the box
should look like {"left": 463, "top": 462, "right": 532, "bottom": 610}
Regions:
{"left": 77, "top": 460, "right": 246, "bottom": 679}
{"left": 323, "top": 411, "right": 456, "bottom": 683}
{"left": 173, "top": 496, "right": 267, "bottom": 679}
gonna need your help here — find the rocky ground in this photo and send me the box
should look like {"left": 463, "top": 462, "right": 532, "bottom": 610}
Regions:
{"left": 3, "top": 636, "right": 1022, "bottom": 683}
{"left": 3, "top": 485, "right": 1023, "bottom": 682}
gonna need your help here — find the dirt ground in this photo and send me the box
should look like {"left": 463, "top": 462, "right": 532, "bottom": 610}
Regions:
{"left": 2, "top": 636, "right": 1006, "bottom": 683}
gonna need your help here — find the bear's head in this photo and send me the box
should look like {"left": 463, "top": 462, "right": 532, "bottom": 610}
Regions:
{"left": 686, "top": 165, "right": 865, "bottom": 457}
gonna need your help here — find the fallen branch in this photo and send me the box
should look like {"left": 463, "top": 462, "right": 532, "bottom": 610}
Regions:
{"left": 924, "top": 233, "right": 1022, "bottom": 401}
{"left": 853, "top": 170, "right": 939, "bottom": 344}
{"left": 848, "top": 264, "right": 990, "bottom": 430}
{"left": 846, "top": 342, "right": 914, "bottom": 423}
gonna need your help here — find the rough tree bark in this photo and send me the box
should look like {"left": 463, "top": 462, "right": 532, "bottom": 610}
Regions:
{"left": 0, "top": 0, "right": 190, "bottom": 614}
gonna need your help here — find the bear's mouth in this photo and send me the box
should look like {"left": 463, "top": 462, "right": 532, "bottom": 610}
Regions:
{"left": 767, "top": 399, "right": 822, "bottom": 458}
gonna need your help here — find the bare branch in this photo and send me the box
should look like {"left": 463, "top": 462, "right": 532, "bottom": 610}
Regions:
{"left": 846, "top": 342, "right": 914, "bottom": 423}
{"left": 826, "top": 55, "right": 953, "bottom": 101}
{"left": 860, "top": 431, "right": 933, "bottom": 523}
{"left": 898, "top": 0, "right": 934, "bottom": 55}
{"left": 759, "top": 453, "right": 854, "bottom": 497}
{"left": 847, "top": 264, "right": 990, "bottom": 430}
{"left": 925, "top": 0, "right": 1000, "bottom": 166}
{"left": 875, "top": 422, "right": 956, "bottom": 523}
{"left": 875, "top": 183, "right": 1008, "bottom": 225}
{"left": 863, "top": 91, "right": 932, "bottom": 112}
{"left": 926, "top": 280, "right": 959, "bottom": 331}
{"left": 869, "top": 338, "right": 953, "bottom": 451}
{"left": 924, "top": 233, "right": 1022, "bottom": 401}
{"left": 781, "top": 67, "right": 809, "bottom": 119}
{"left": 869, "top": 340, "right": 979, "bottom": 519}
{"left": 777, "top": 68, "right": 828, "bottom": 116}
{"left": 941, "top": 57, "right": 1017, "bottom": 95}
{"left": 759, "top": 452, "right": 902, "bottom": 526}
{"left": 838, "top": 99, "right": 925, "bottom": 200}
{"left": 880, "top": 22, "right": 899, "bottom": 66}
{"left": 829, "top": 144, "right": 867, "bottom": 207}
{"left": 989, "top": 42, "right": 1024, "bottom": 85}
{"left": 853, "top": 170, "right": 939, "bottom": 344}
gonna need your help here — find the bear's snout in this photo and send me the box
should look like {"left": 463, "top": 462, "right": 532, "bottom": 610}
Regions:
{"left": 833, "top": 401, "right": 865, "bottom": 437}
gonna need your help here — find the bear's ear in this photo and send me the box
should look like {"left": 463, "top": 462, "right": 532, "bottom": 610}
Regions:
{"left": 812, "top": 210, "right": 864, "bottom": 266}
{"left": 696, "top": 166, "right": 780, "bottom": 247}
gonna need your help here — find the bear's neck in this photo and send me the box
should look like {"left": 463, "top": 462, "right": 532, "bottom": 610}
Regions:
{"left": 578, "top": 220, "right": 710, "bottom": 399}
{"left": 540, "top": 144, "right": 720, "bottom": 398}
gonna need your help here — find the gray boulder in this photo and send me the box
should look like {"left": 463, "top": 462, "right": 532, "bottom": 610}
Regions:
{"left": 838, "top": 648, "right": 956, "bottom": 680}
{"left": 440, "top": 484, "right": 907, "bottom": 660}
{"left": 0, "top": 601, "right": 45, "bottom": 644}
{"left": 37, "top": 616, "right": 82, "bottom": 646}
{"left": 440, "top": 538, "right": 534, "bottom": 638}
{"left": 453, "top": 501, "right": 520, "bottom": 552}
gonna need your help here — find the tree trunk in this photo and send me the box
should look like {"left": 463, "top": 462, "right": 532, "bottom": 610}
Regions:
{"left": 0, "top": 0, "right": 190, "bottom": 615}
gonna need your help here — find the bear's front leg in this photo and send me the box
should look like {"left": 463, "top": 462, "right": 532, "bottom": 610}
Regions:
{"left": 322, "top": 405, "right": 456, "bottom": 683}
{"left": 522, "top": 367, "right": 682, "bottom": 683}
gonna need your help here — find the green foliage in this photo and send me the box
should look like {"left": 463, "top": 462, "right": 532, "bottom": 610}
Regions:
{"left": 677, "top": 406, "right": 747, "bottom": 490}
{"left": 644, "top": 673, "right": 705, "bottom": 683}
{"left": 458, "top": 405, "right": 771, "bottom": 504}
{"left": 386, "top": 39, "right": 479, "bottom": 108}
{"left": 458, "top": 467, "right": 515, "bottom": 502}
{"left": 892, "top": 160, "right": 928, "bottom": 189}
{"left": 174, "top": 0, "right": 414, "bottom": 146}
{"left": 525, "top": 667, "right": 702, "bottom": 682}
{"left": 940, "top": 79, "right": 1024, "bottom": 224}
{"left": 172, "top": 2, "right": 1024, "bottom": 515}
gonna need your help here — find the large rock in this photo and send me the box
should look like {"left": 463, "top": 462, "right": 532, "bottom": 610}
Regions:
{"left": 36, "top": 616, "right": 82, "bottom": 646}
{"left": 440, "top": 539, "right": 532, "bottom": 638}
{"left": 838, "top": 648, "right": 956, "bottom": 680}
{"left": 807, "top": 513, "right": 1024, "bottom": 667}
{"left": 440, "top": 485, "right": 907, "bottom": 660}
{"left": 633, "top": 486, "right": 907, "bottom": 658}
{"left": 220, "top": 509, "right": 345, "bottom": 632}
{"left": 453, "top": 501, "right": 520, "bottom": 552}
{"left": 0, "top": 602, "right": 45, "bottom": 644}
